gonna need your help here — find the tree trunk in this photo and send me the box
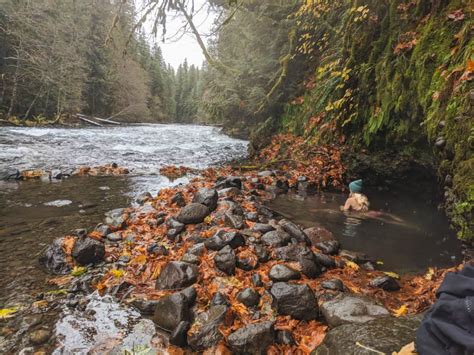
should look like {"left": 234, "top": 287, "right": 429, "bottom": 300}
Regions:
{"left": 24, "top": 85, "right": 43, "bottom": 118}
{"left": 7, "top": 50, "right": 20, "bottom": 117}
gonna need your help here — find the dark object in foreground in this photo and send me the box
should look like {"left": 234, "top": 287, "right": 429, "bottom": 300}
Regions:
{"left": 416, "top": 264, "right": 474, "bottom": 355}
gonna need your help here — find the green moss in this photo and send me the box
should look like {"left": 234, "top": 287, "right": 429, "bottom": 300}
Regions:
{"left": 275, "top": 0, "right": 473, "bottom": 239}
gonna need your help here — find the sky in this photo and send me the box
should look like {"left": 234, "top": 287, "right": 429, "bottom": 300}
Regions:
{"left": 138, "top": 0, "right": 216, "bottom": 69}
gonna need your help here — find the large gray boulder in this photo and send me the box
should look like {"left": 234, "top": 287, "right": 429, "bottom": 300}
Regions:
{"left": 304, "top": 226, "right": 336, "bottom": 246}
{"left": 0, "top": 168, "right": 20, "bottom": 180}
{"left": 72, "top": 236, "right": 105, "bottom": 266}
{"left": 204, "top": 230, "right": 245, "bottom": 251}
{"left": 39, "top": 237, "right": 71, "bottom": 274}
{"left": 269, "top": 264, "right": 301, "bottom": 282}
{"left": 192, "top": 188, "right": 218, "bottom": 211}
{"left": 320, "top": 294, "right": 389, "bottom": 327}
{"left": 261, "top": 230, "right": 291, "bottom": 247}
{"left": 104, "top": 208, "right": 128, "bottom": 229}
{"left": 313, "top": 316, "right": 422, "bottom": 355}
{"left": 279, "top": 219, "right": 310, "bottom": 244}
{"left": 155, "top": 261, "right": 198, "bottom": 290}
{"left": 177, "top": 203, "right": 210, "bottom": 224}
{"left": 270, "top": 282, "right": 318, "bottom": 320}
{"left": 214, "top": 245, "right": 236, "bottom": 275}
{"left": 188, "top": 305, "right": 228, "bottom": 351}
{"left": 227, "top": 321, "right": 275, "bottom": 354}
{"left": 152, "top": 293, "right": 190, "bottom": 331}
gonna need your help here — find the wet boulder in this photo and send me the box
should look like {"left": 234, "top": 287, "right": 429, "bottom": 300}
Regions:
{"left": 370, "top": 275, "right": 401, "bottom": 291}
{"left": 245, "top": 212, "right": 258, "bottom": 222}
{"left": 315, "top": 240, "right": 340, "bottom": 255}
{"left": 39, "top": 237, "right": 71, "bottom": 274}
{"left": 72, "top": 236, "right": 105, "bottom": 266}
{"left": 216, "top": 176, "right": 242, "bottom": 190}
{"left": 184, "top": 244, "right": 203, "bottom": 258}
{"left": 313, "top": 316, "right": 422, "bottom": 355}
{"left": 251, "top": 223, "right": 275, "bottom": 234}
{"left": 299, "top": 254, "right": 322, "bottom": 278}
{"left": 132, "top": 299, "right": 160, "bottom": 316}
{"left": 251, "top": 273, "right": 263, "bottom": 287}
{"left": 274, "top": 244, "right": 313, "bottom": 262}
{"left": 321, "top": 279, "right": 344, "bottom": 292}
{"left": 181, "top": 253, "right": 199, "bottom": 265}
{"left": 214, "top": 245, "right": 236, "bottom": 275}
{"left": 152, "top": 293, "right": 191, "bottom": 331}
{"left": 106, "top": 232, "right": 122, "bottom": 242}
{"left": 188, "top": 305, "right": 228, "bottom": 351}
{"left": 279, "top": 219, "right": 310, "bottom": 244}
{"left": 94, "top": 223, "right": 111, "bottom": 237}
{"left": 320, "top": 294, "right": 389, "bottom": 327}
{"left": 155, "top": 261, "right": 198, "bottom": 290}
{"left": 275, "top": 179, "right": 290, "bottom": 192}
{"left": 224, "top": 211, "right": 244, "bottom": 229}
{"left": 304, "top": 226, "right": 336, "bottom": 246}
{"left": 313, "top": 252, "right": 337, "bottom": 269}
{"left": 218, "top": 200, "right": 244, "bottom": 216}
{"left": 171, "top": 192, "right": 186, "bottom": 207}
{"left": 211, "top": 292, "right": 230, "bottom": 307}
{"left": 135, "top": 192, "right": 152, "bottom": 205}
{"left": 169, "top": 320, "right": 191, "bottom": 347}
{"left": 261, "top": 230, "right": 291, "bottom": 247}
{"left": 177, "top": 203, "right": 210, "bottom": 224}
{"left": 339, "top": 249, "right": 370, "bottom": 264}
{"left": 271, "top": 282, "right": 318, "bottom": 320}
{"left": 166, "top": 218, "right": 185, "bottom": 240}
{"left": 237, "top": 288, "right": 260, "bottom": 307}
{"left": 257, "top": 205, "right": 275, "bottom": 219}
{"left": 0, "top": 168, "right": 20, "bottom": 180}
{"left": 269, "top": 264, "right": 301, "bottom": 282}
{"left": 104, "top": 208, "right": 128, "bottom": 229}
{"left": 192, "top": 188, "right": 218, "bottom": 211}
{"left": 253, "top": 244, "right": 270, "bottom": 263}
{"left": 227, "top": 321, "right": 275, "bottom": 354}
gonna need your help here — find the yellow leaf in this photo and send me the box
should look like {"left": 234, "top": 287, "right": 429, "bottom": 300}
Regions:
{"left": 131, "top": 254, "right": 147, "bottom": 265}
{"left": 384, "top": 271, "right": 400, "bottom": 280}
{"left": 424, "top": 267, "right": 435, "bottom": 281}
{"left": 151, "top": 265, "right": 162, "bottom": 280}
{"left": 204, "top": 216, "right": 212, "bottom": 224}
{"left": 345, "top": 261, "right": 359, "bottom": 270}
{"left": 394, "top": 304, "right": 408, "bottom": 317}
{"left": 0, "top": 307, "right": 18, "bottom": 319}
{"left": 392, "top": 341, "right": 416, "bottom": 354}
{"left": 110, "top": 269, "right": 124, "bottom": 278}
{"left": 71, "top": 266, "right": 87, "bottom": 277}
{"left": 376, "top": 261, "right": 384, "bottom": 265}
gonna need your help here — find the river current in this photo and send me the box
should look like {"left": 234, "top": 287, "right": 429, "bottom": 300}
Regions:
{"left": 0, "top": 124, "right": 248, "bottom": 306}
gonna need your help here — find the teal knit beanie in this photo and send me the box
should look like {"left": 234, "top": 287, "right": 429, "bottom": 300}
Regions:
{"left": 349, "top": 179, "right": 363, "bottom": 193}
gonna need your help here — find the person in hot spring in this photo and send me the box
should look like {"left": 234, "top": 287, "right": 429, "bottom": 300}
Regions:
{"left": 342, "top": 179, "right": 370, "bottom": 212}
{"left": 341, "top": 179, "right": 406, "bottom": 225}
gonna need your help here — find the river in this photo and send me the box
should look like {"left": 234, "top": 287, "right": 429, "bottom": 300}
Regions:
{"left": 0, "top": 124, "right": 248, "bottom": 307}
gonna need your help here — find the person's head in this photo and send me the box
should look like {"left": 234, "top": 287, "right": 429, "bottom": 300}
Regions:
{"left": 349, "top": 179, "right": 363, "bottom": 194}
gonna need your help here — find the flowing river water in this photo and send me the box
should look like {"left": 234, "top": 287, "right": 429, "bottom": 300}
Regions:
{"left": 0, "top": 124, "right": 248, "bottom": 307}
{"left": 0, "top": 124, "right": 462, "bottom": 353}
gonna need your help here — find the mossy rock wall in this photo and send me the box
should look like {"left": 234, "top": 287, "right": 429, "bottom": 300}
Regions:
{"left": 276, "top": 0, "right": 473, "bottom": 239}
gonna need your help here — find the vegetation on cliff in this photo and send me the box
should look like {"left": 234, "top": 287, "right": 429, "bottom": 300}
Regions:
{"left": 197, "top": 0, "right": 474, "bottom": 240}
